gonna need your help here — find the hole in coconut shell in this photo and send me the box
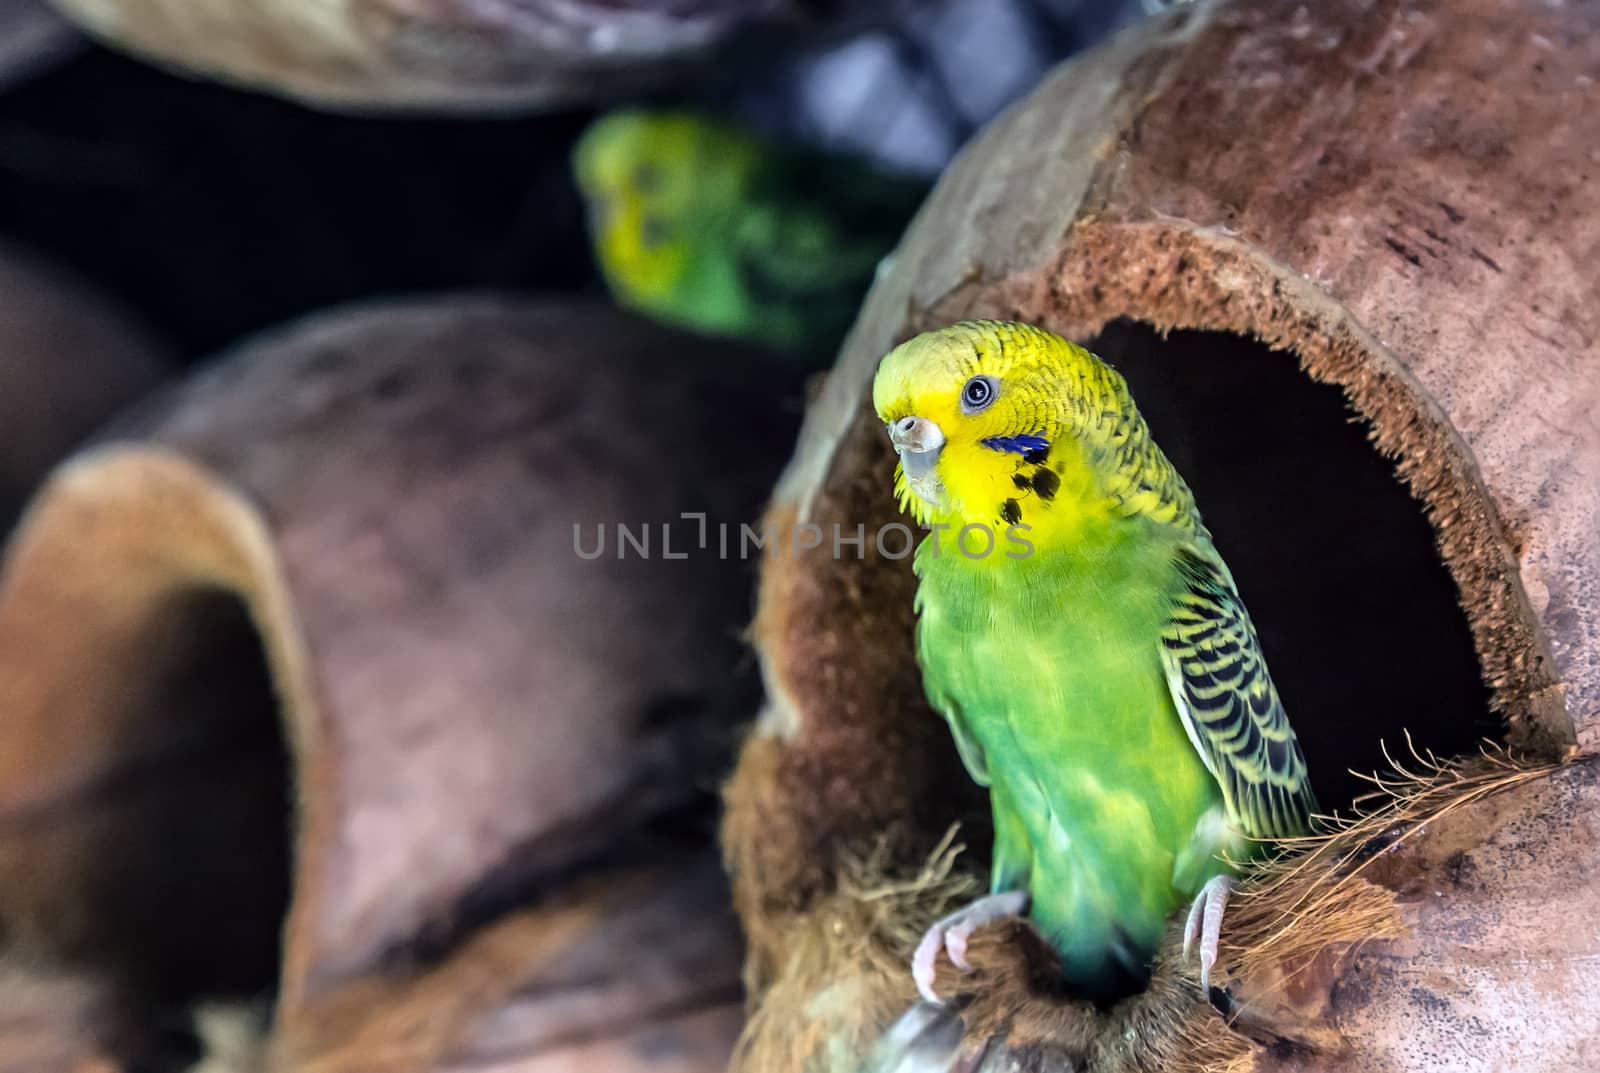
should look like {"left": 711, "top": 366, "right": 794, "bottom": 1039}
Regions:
{"left": 730, "top": 312, "right": 1541, "bottom": 1059}
{"left": 20, "top": 586, "right": 291, "bottom": 1007}
{"left": 1086, "top": 319, "right": 1499, "bottom": 809}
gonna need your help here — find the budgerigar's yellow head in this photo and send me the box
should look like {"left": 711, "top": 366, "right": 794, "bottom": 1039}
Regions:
{"left": 872, "top": 320, "right": 1133, "bottom": 535}
{"left": 572, "top": 109, "right": 757, "bottom": 309}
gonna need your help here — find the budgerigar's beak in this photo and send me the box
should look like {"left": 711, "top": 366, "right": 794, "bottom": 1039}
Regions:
{"left": 887, "top": 415, "right": 945, "bottom": 482}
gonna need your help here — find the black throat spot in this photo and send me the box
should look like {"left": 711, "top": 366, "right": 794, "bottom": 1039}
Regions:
{"left": 1031, "top": 468, "right": 1061, "bottom": 501}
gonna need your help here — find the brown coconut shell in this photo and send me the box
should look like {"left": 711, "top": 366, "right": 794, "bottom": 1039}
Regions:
{"left": 42, "top": 0, "right": 908, "bottom": 113}
{"left": 0, "top": 244, "right": 170, "bottom": 529}
{"left": 0, "top": 297, "right": 804, "bottom": 1071}
{"left": 724, "top": 0, "right": 1600, "bottom": 1070}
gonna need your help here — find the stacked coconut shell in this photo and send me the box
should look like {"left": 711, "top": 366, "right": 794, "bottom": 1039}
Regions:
{"left": 39, "top": 0, "right": 925, "bottom": 112}
{"left": 0, "top": 299, "right": 805, "bottom": 1072}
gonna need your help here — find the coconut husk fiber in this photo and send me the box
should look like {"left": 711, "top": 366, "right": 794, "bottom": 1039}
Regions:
{"left": 724, "top": 0, "right": 1600, "bottom": 1070}
{"left": 41, "top": 0, "right": 916, "bottom": 113}
{"left": 0, "top": 296, "right": 806, "bottom": 1071}
{"left": 0, "top": 243, "right": 170, "bottom": 531}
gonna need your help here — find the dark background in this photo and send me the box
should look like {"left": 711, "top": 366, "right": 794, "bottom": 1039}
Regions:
{"left": 0, "top": 0, "right": 1136, "bottom": 365}
{"left": 0, "top": 47, "right": 602, "bottom": 361}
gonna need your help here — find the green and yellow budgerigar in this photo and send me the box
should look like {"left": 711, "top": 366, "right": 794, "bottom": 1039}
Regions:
{"left": 872, "top": 320, "right": 1317, "bottom": 1003}
{"left": 572, "top": 109, "right": 928, "bottom": 362}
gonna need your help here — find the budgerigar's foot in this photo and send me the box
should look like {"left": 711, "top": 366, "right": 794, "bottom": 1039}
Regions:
{"left": 911, "top": 890, "right": 1030, "bottom": 1004}
{"left": 1182, "top": 874, "right": 1236, "bottom": 992}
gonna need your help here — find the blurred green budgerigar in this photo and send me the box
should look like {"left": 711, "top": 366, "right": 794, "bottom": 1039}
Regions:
{"left": 573, "top": 108, "right": 928, "bottom": 362}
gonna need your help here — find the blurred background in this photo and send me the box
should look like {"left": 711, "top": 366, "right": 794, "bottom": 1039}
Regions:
{"left": 0, "top": 1, "right": 1182, "bottom": 1071}
{"left": 0, "top": 0, "right": 1162, "bottom": 360}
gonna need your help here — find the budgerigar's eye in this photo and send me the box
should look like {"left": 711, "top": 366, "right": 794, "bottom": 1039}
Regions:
{"left": 639, "top": 215, "right": 670, "bottom": 250}
{"left": 960, "top": 375, "right": 998, "bottom": 414}
{"left": 633, "top": 163, "right": 662, "bottom": 193}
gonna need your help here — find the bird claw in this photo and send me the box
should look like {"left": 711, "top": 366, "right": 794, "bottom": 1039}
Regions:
{"left": 911, "top": 890, "right": 1030, "bottom": 1004}
{"left": 1182, "top": 874, "right": 1235, "bottom": 992}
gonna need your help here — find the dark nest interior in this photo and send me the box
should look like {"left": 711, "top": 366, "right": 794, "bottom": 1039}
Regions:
{"left": 1090, "top": 318, "right": 1500, "bottom": 810}
{"left": 0, "top": 509, "right": 351, "bottom": 1067}
{"left": 0, "top": 584, "right": 293, "bottom": 1004}
{"left": 89, "top": 586, "right": 291, "bottom": 1005}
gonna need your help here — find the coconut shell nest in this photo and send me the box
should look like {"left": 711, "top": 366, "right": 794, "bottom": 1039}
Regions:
{"left": 723, "top": 0, "right": 1600, "bottom": 1070}
{"left": 0, "top": 297, "right": 806, "bottom": 1072}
